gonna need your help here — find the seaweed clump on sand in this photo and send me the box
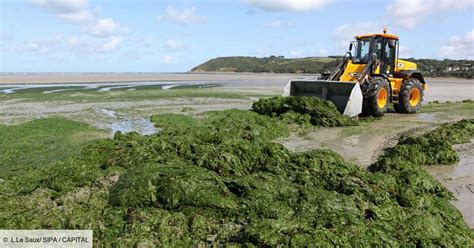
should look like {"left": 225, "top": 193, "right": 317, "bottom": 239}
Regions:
{"left": 252, "top": 96, "right": 358, "bottom": 127}
{"left": 369, "top": 119, "right": 473, "bottom": 219}
{"left": 374, "top": 119, "right": 474, "bottom": 171}
{"left": 0, "top": 111, "right": 473, "bottom": 247}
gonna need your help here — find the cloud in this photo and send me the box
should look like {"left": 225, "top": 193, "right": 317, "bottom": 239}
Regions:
{"left": 162, "top": 55, "right": 177, "bottom": 64}
{"left": 30, "top": 0, "right": 94, "bottom": 23}
{"left": 30, "top": 0, "right": 129, "bottom": 38}
{"left": 10, "top": 35, "right": 63, "bottom": 55}
{"left": 97, "top": 36, "right": 123, "bottom": 52}
{"left": 30, "top": 0, "right": 88, "bottom": 13}
{"left": 162, "top": 40, "right": 185, "bottom": 51}
{"left": 156, "top": 6, "right": 205, "bottom": 25}
{"left": 129, "top": 36, "right": 153, "bottom": 48}
{"left": 6, "top": 13, "right": 143, "bottom": 58}
{"left": 86, "top": 18, "right": 127, "bottom": 37}
{"left": 67, "top": 35, "right": 87, "bottom": 47}
{"left": 264, "top": 20, "right": 294, "bottom": 28}
{"left": 27, "top": 2, "right": 181, "bottom": 61}
{"left": 332, "top": 22, "right": 381, "bottom": 50}
{"left": 36, "top": 2, "right": 130, "bottom": 52}
{"left": 72, "top": 35, "right": 124, "bottom": 53}
{"left": 68, "top": 35, "right": 124, "bottom": 53}
{"left": 58, "top": 9, "right": 94, "bottom": 23}
{"left": 8, "top": 33, "right": 124, "bottom": 56}
{"left": 1, "top": 32, "right": 13, "bottom": 41}
{"left": 439, "top": 29, "right": 474, "bottom": 59}
{"left": 121, "top": 50, "right": 143, "bottom": 60}
{"left": 387, "top": 0, "right": 474, "bottom": 29}
{"left": 243, "top": 0, "right": 333, "bottom": 12}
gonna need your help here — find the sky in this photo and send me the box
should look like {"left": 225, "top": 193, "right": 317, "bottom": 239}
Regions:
{"left": 0, "top": 0, "right": 473, "bottom": 72}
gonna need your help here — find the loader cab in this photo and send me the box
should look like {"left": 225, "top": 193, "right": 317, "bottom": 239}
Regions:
{"left": 351, "top": 33, "right": 399, "bottom": 76}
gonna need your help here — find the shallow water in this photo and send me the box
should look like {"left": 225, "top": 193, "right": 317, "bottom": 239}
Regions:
{"left": 98, "top": 85, "right": 138, "bottom": 92}
{"left": 429, "top": 141, "right": 474, "bottom": 181}
{"left": 110, "top": 118, "right": 157, "bottom": 136}
{"left": 43, "top": 89, "right": 70, "bottom": 93}
{"left": 2, "top": 88, "right": 19, "bottom": 94}
{"left": 99, "top": 108, "right": 117, "bottom": 118}
{"left": 95, "top": 108, "right": 157, "bottom": 136}
{"left": 162, "top": 85, "right": 178, "bottom": 90}
{"left": 428, "top": 140, "right": 474, "bottom": 228}
{"left": 0, "top": 81, "right": 221, "bottom": 94}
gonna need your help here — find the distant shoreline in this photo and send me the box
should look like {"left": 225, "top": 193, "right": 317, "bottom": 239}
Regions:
{"left": 0, "top": 72, "right": 472, "bottom": 85}
{"left": 0, "top": 72, "right": 318, "bottom": 85}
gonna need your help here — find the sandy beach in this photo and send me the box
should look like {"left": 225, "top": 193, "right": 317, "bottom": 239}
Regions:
{"left": 1, "top": 72, "right": 472, "bottom": 103}
{"left": 0, "top": 72, "right": 305, "bottom": 84}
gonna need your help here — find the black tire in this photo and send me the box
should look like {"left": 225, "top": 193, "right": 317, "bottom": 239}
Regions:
{"left": 362, "top": 77, "right": 390, "bottom": 117}
{"left": 394, "top": 78, "right": 424, "bottom": 113}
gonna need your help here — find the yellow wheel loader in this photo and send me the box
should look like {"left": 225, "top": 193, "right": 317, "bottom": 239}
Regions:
{"left": 283, "top": 28, "right": 426, "bottom": 117}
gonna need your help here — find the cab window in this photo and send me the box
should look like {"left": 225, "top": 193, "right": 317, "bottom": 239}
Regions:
{"left": 353, "top": 38, "right": 371, "bottom": 64}
{"left": 382, "top": 39, "right": 397, "bottom": 74}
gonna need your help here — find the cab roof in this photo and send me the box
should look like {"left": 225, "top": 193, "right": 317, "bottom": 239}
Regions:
{"left": 355, "top": 33, "right": 399, "bottom": 40}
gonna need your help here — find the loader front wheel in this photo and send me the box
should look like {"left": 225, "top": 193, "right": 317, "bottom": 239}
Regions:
{"left": 363, "top": 77, "right": 390, "bottom": 117}
{"left": 394, "top": 78, "right": 424, "bottom": 113}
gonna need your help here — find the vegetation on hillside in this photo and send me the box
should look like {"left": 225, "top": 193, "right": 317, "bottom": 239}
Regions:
{"left": 191, "top": 56, "right": 338, "bottom": 74}
{"left": 192, "top": 56, "right": 473, "bottom": 78}
{"left": 405, "top": 58, "right": 473, "bottom": 78}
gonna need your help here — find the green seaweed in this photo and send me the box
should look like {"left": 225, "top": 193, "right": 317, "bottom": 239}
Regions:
{"left": 181, "top": 107, "right": 194, "bottom": 112}
{"left": 150, "top": 113, "right": 198, "bottom": 130}
{"left": 374, "top": 119, "right": 474, "bottom": 171}
{"left": 109, "top": 163, "right": 238, "bottom": 210}
{"left": 0, "top": 110, "right": 472, "bottom": 246}
{"left": 252, "top": 96, "right": 358, "bottom": 127}
{"left": 0, "top": 117, "right": 106, "bottom": 174}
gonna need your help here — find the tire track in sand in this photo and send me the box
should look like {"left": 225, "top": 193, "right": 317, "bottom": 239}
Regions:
{"left": 365, "top": 122, "right": 440, "bottom": 166}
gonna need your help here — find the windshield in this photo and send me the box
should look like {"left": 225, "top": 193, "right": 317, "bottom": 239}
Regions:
{"left": 352, "top": 38, "right": 371, "bottom": 64}
{"left": 352, "top": 37, "right": 383, "bottom": 64}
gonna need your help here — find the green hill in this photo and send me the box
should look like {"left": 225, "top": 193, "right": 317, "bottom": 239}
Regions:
{"left": 405, "top": 58, "right": 473, "bottom": 78}
{"left": 191, "top": 56, "right": 339, "bottom": 74}
{"left": 191, "top": 56, "right": 473, "bottom": 78}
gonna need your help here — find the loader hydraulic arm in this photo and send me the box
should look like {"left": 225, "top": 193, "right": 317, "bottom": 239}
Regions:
{"left": 328, "top": 52, "right": 351, "bottom": 81}
{"left": 356, "top": 54, "right": 379, "bottom": 84}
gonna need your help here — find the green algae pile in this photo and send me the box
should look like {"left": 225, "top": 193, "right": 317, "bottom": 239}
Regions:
{"left": 252, "top": 96, "right": 358, "bottom": 127}
{"left": 0, "top": 109, "right": 473, "bottom": 246}
{"left": 373, "top": 119, "right": 474, "bottom": 171}
{"left": 0, "top": 117, "right": 105, "bottom": 175}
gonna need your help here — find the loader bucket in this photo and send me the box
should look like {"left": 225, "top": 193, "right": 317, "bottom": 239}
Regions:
{"left": 282, "top": 80, "right": 363, "bottom": 117}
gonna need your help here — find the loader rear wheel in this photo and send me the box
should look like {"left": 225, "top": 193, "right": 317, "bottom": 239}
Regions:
{"left": 394, "top": 78, "right": 424, "bottom": 113}
{"left": 363, "top": 77, "right": 390, "bottom": 117}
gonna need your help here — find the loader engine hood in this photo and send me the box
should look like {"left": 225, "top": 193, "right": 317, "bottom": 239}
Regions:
{"left": 396, "top": 59, "right": 417, "bottom": 72}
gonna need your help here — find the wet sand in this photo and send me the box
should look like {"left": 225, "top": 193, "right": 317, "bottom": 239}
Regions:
{"left": 0, "top": 72, "right": 302, "bottom": 85}
{"left": 428, "top": 141, "right": 474, "bottom": 228}
{"left": 1, "top": 73, "right": 472, "bottom": 102}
